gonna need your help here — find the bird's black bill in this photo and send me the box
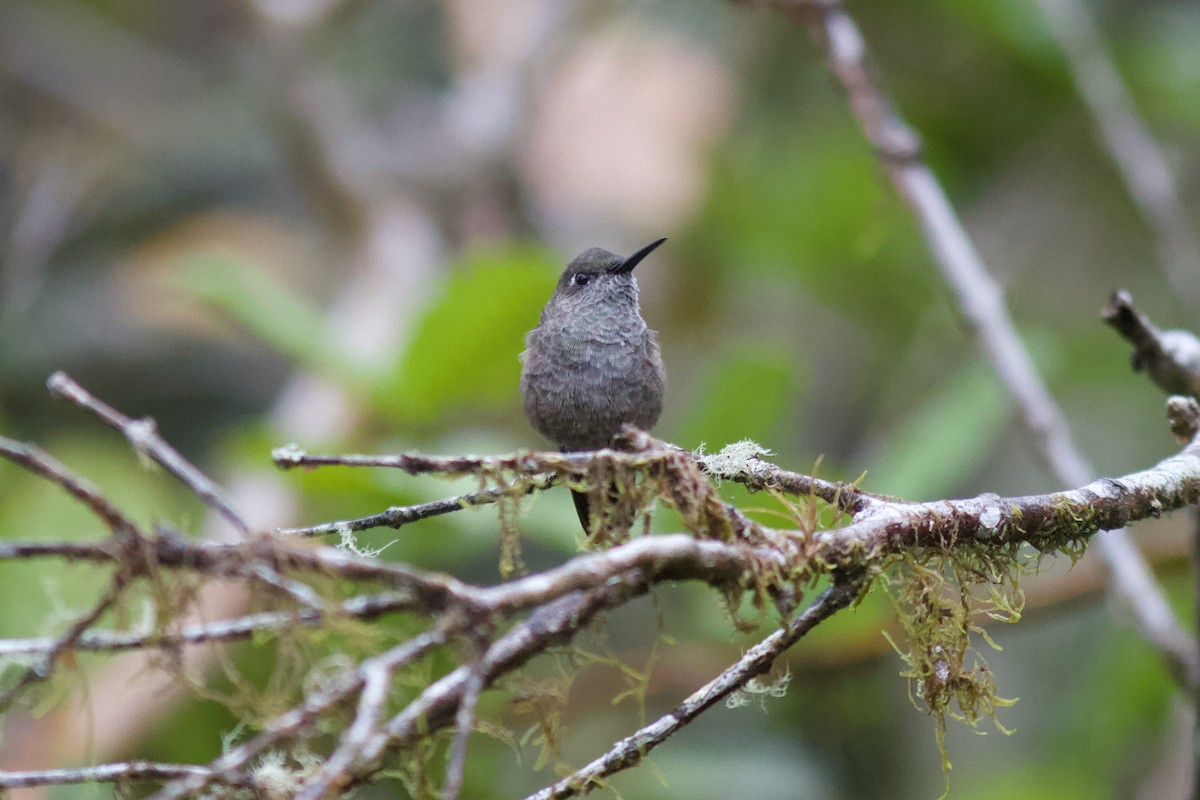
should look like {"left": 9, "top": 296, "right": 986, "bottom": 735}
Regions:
{"left": 609, "top": 237, "right": 667, "bottom": 274}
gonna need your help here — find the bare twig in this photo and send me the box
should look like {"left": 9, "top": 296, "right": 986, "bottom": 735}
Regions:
{"left": 276, "top": 474, "right": 558, "bottom": 537}
{"left": 47, "top": 371, "right": 252, "bottom": 536}
{"left": 0, "top": 761, "right": 223, "bottom": 789}
{"left": 9, "top": 374, "right": 1200, "bottom": 795}
{"left": 442, "top": 657, "right": 487, "bottom": 800}
{"left": 145, "top": 625, "right": 453, "bottom": 800}
{"left": 272, "top": 445, "right": 630, "bottom": 476}
{"left": 0, "top": 435, "right": 136, "bottom": 534}
{"left": 1103, "top": 290, "right": 1200, "bottom": 399}
{"left": 245, "top": 563, "right": 332, "bottom": 611}
{"left": 0, "top": 591, "right": 414, "bottom": 657}
{"left": 525, "top": 581, "right": 859, "bottom": 800}
{"left": 697, "top": 444, "right": 881, "bottom": 513}
{"left": 0, "top": 572, "right": 126, "bottom": 714}
{"left": 1192, "top": 502, "right": 1200, "bottom": 794}
{"left": 766, "top": 0, "right": 1198, "bottom": 690}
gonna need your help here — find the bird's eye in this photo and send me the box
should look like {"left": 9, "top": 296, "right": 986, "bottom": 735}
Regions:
{"left": 572, "top": 272, "right": 593, "bottom": 287}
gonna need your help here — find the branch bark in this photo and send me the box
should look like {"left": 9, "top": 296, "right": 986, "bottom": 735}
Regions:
{"left": 758, "top": 0, "right": 1197, "bottom": 691}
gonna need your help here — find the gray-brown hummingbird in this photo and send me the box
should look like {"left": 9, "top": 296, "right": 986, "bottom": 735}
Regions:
{"left": 520, "top": 238, "right": 668, "bottom": 529}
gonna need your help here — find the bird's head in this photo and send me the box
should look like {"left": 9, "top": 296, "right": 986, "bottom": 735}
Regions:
{"left": 546, "top": 238, "right": 667, "bottom": 315}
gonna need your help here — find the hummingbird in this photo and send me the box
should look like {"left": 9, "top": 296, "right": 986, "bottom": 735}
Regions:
{"left": 520, "top": 238, "right": 668, "bottom": 530}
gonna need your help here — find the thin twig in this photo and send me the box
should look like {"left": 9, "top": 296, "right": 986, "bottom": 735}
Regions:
{"left": 47, "top": 371, "right": 252, "bottom": 536}
{"left": 442, "top": 652, "right": 488, "bottom": 800}
{"left": 0, "top": 761, "right": 223, "bottom": 789}
{"left": 0, "top": 571, "right": 127, "bottom": 714}
{"left": 0, "top": 591, "right": 414, "bottom": 657}
{"left": 272, "top": 445, "right": 655, "bottom": 477}
{"left": 769, "top": 0, "right": 1198, "bottom": 691}
{"left": 145, "top": 625, "right": 453, "bottom": 800}
{"left": 525, "top": 582, "right": 859, "bottom": 800}
{"left": 0, "top": 436, "right": 136, "bottom": 533}
{"left": 291, "top": 632, "right": 460, "bottom": 800}
{"left": 276, "top": 474, "right": 557, "bottom": 537}
{"left": 245, "top": 563, "right": 332, "bottom": 611}
{"left": 1103, "top": 290, "right": 1200, "bottom": 399}
{"left": 697, "top": 446, "right": 881, "bottom": 513}
{"left": 1192, "top": 501, "right": 1200, "bottom": 793}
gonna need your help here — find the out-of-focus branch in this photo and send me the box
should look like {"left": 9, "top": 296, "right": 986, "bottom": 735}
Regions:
{"left": 47, "top": 371, "right": 251, "bottom": 536}
{"left": 525, "top": 582, "right": 858, "bottom": 800}
{"left": 6, "top": 376, "right": 1200, "bottom": 796}
{"left": 759, "top": 0, "right": 1197, "bottom": 691}
{"left": 0, "top": 437, "right": 136, "bottom": 534}
{"left": 0, "top": 573, "right": 125, "bottom": 715}
{"left": 0, "top": 762, "right": 224, "bottom": 790}
{"left": 0, "top": 591, "right": 413, "bottom": 657}
{"left": 1101, "top": 291, "right": 1200, "bottom": 792}
{"left": 1103, "top": 290, "right": 1200, "bottom": 400}
{"left": 1033, "top": 0, "right": 1200, "bottom": 305}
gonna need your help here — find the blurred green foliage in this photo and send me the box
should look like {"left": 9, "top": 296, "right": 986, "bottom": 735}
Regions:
{"left": 383, "top": 245, "right": 554, "bottom": 425}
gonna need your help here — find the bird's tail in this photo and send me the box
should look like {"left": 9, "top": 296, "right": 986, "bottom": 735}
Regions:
{"left": 571, "top": 488, "right": 591, "bottom": 533}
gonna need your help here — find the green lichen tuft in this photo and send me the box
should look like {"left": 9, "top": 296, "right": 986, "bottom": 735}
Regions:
{"left": 885, "top": 553, "right": 1020, "bottom": 780}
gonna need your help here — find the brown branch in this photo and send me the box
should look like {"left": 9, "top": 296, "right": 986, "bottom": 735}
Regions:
{"left": 1103, "top": 290, "right": 1200, "bottom": 399}
{"left": 526, "top": 581, "right": 859, "bottom": 799}
{"left": 0, "top": 591, "right": 414, "bottom": 656}
{"left": 11, "top": 374, "right": 1200, "bottom": 796}
{"left": 0, "top": 436, "right": 137, "bottom": 534}
{"left": 0, "top": 761, "right": 227, "bottom": 790}
{"left": 0, "top": 571, "right": 126, "bottom": 714}
{"left": 276, "top": 474, "right": 557, "bottom": 537}
{"left": 47, "top": 371, "right": 252, "bottom": 536}
{"left": 760, "top": 0, "right": 1196, "bottom": 692}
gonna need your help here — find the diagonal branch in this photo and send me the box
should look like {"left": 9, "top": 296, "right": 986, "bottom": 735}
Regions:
{"left": 47, "top": 371, "right": 252, "bottom": 536}
{"left": 0, "top": 436, "right": 137, "bottom": 534}
{"left": 762, "top": 0, "right": 1197, "bottom": 691}
{"left": 1103, "top": 290, "right": 1200, "bottom": 400}
{"left": 0, "top": 570, "right": 127, "bottom": 714}
{"left": 525, "top": 581, "right": 859, "bottom": 800}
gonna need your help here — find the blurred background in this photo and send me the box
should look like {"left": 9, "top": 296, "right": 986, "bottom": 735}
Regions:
{"left": 1, "top": 0, "right": 1199, "bottom": 797}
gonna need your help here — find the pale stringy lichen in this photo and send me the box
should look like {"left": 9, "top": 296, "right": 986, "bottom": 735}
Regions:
{"left": 695, "top": 440, "right": 773, "bottom": 483}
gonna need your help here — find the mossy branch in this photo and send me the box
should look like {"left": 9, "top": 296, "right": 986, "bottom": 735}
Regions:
{"left": 3, "top": 371, "right": 1200, "bottom": 797}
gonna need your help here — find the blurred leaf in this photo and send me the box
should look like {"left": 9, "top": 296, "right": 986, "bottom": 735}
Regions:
{"left": 676, "top": 347, "right": 800, "bottom": 451}
{"left": 862, "top": 365, "right": 1008, "bottom": 500}
{"left": 1132, "top": 7, "right": 1200, "bottom": 127}
{"left": 694, "top": 127, "right": 931, "bottom": 334}
{"left": 962, "top": 764, "right": 1109, "bottom": 800}
{"left": 379, "top": 243, "right": 555, "bottom": 424}
{"left": 934, "top": 0, "right": 1059, "bottom": 64}
{"left": 176, "top": 251, "right": 352, "bottom": 382}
